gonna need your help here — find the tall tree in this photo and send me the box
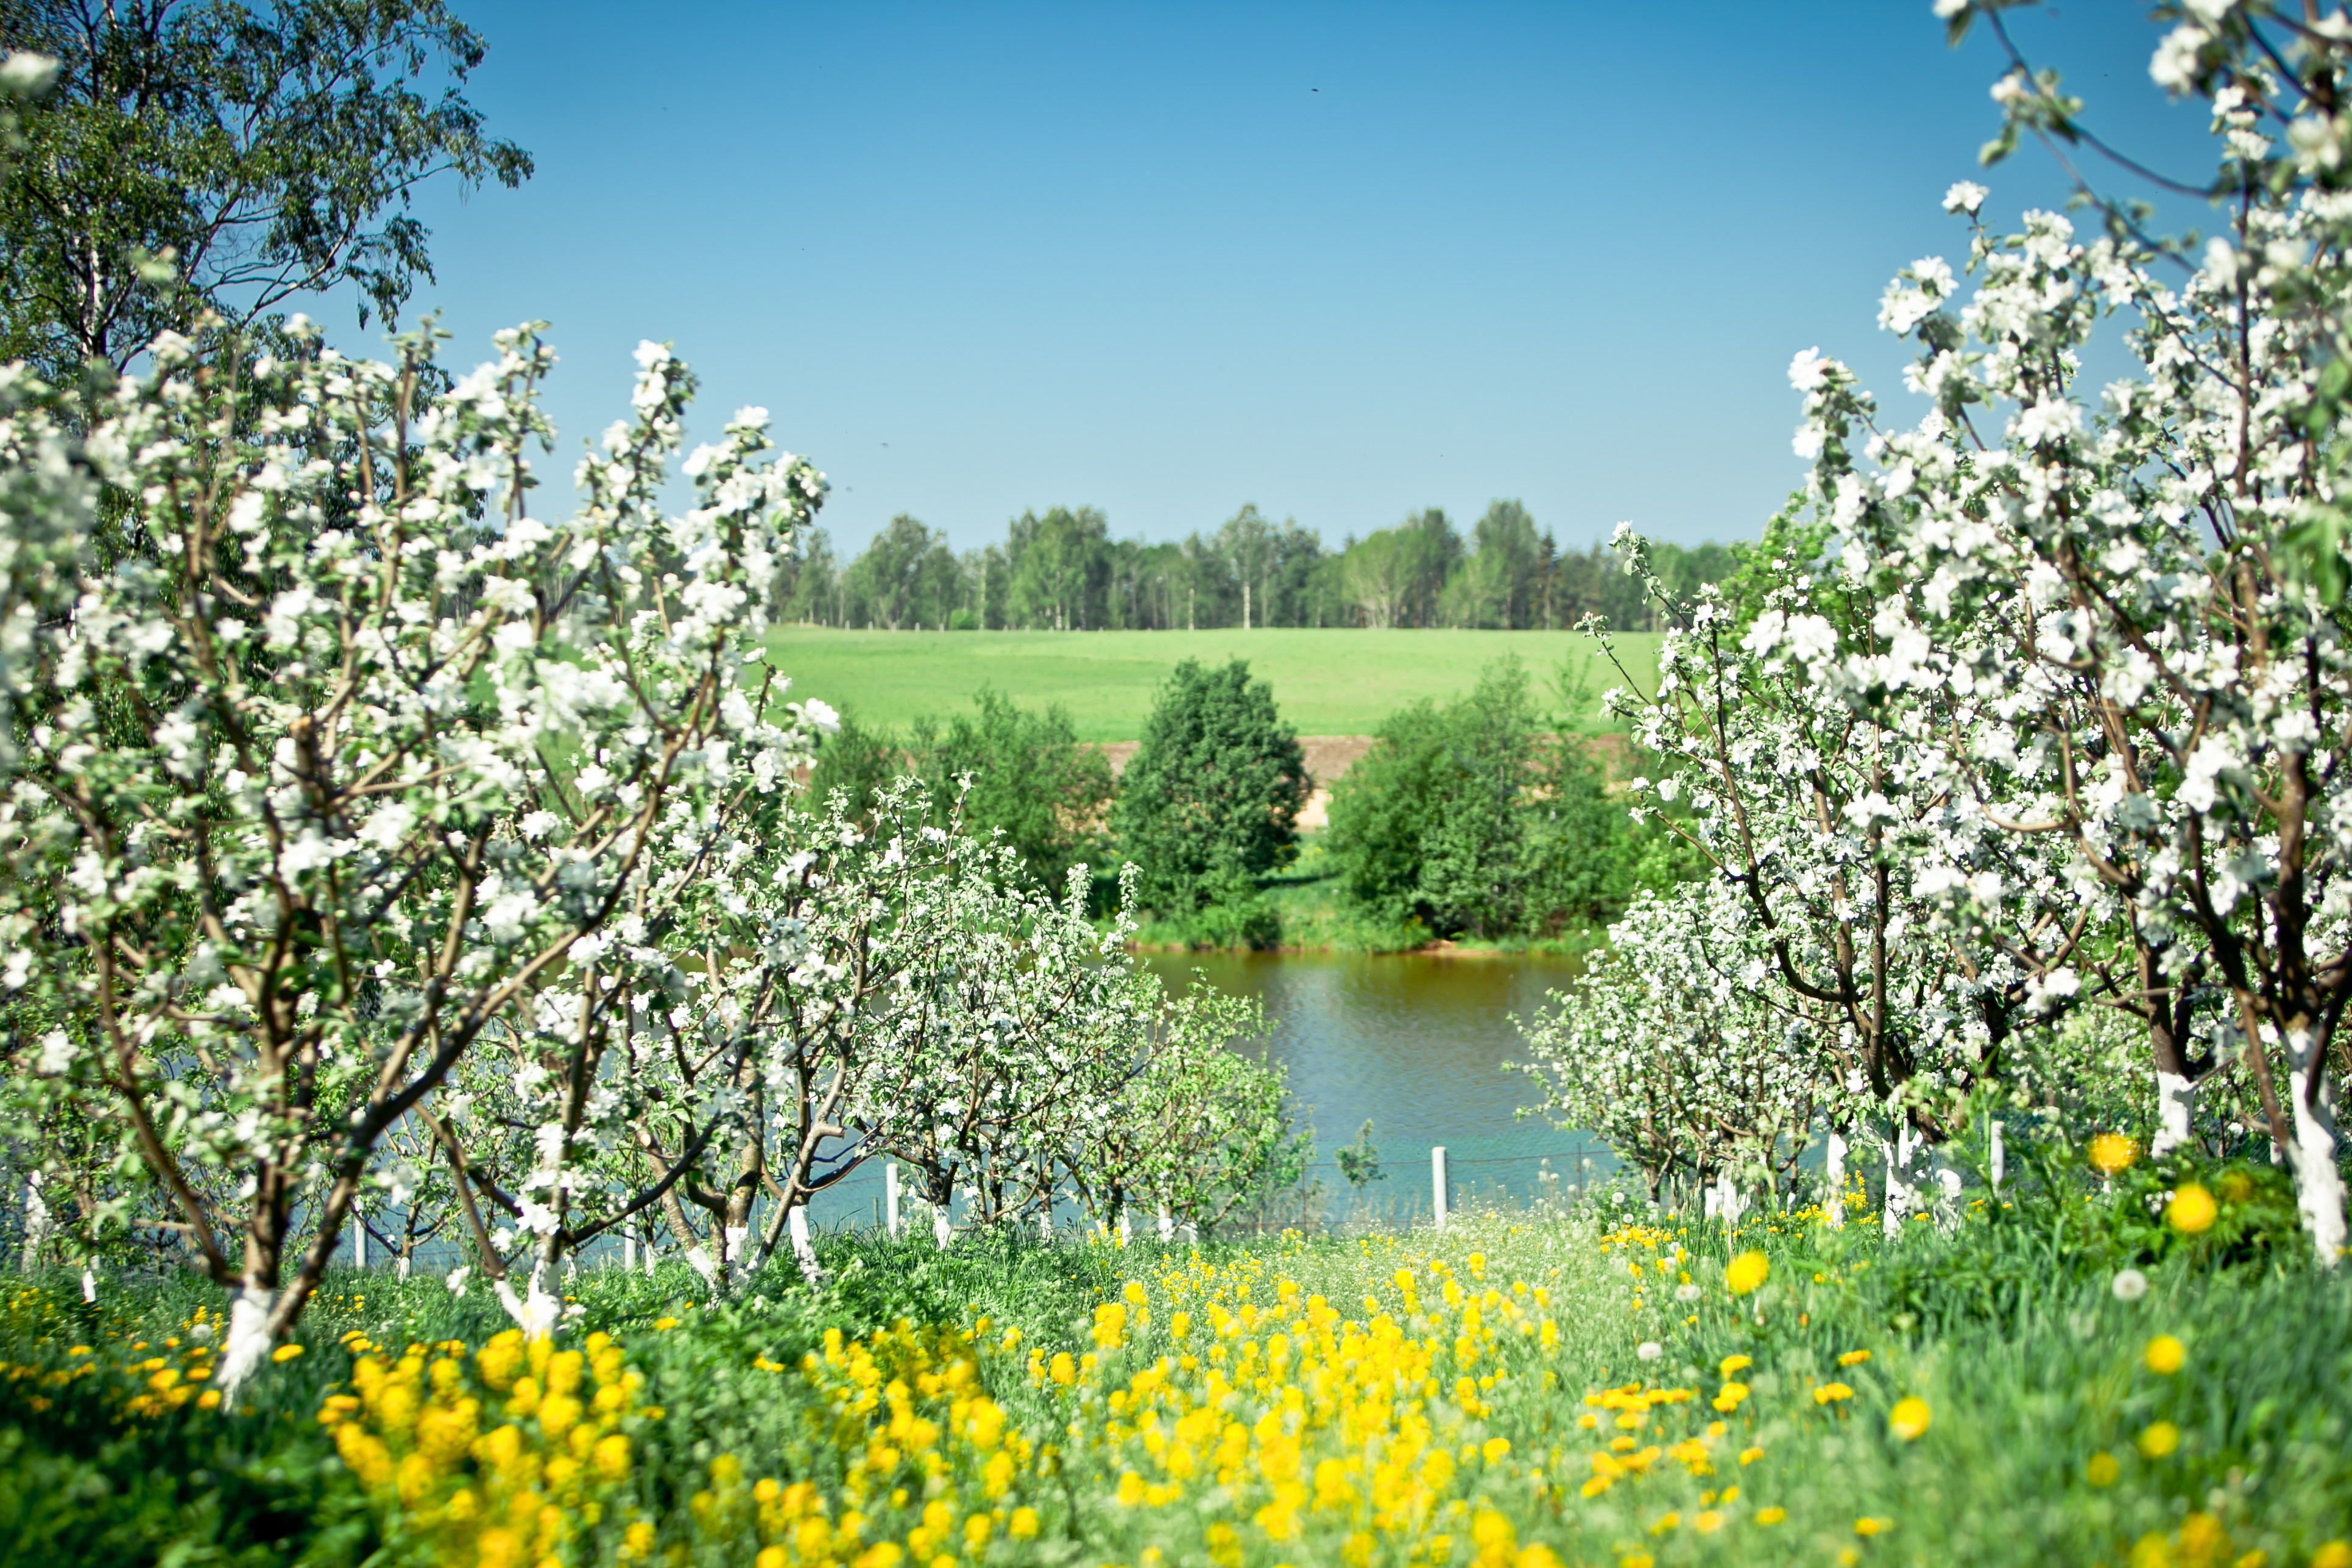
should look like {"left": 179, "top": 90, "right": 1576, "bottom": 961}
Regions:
{"left": 1113, "top": 659, "right": 1307, "bottom": 918}
{"left": 0, "top": 1, "right": 531, "bottom": 375}
{"left": 1006, "top": 504, "right": 1109, "bottom": 629}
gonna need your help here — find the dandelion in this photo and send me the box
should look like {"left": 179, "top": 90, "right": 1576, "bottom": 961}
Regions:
{"left": 1855, "top": 1517, "right": 1891, "bottom": 1536}
{"left": 1726, "top": 1251, "right": 1769, "bottom": 1294}
{"left": 2144, "top": 1334, "right": 2186, "bottom": 1374}
{"left": 1838, "top": 1349, "right": 1871, "bottom": 1366}
{"left": 1756, "top": 1506, "right": 1788, "bottom": 1525}
{"left": 2089, "top": 1133, "right": 2137, "bottom": 1176}
{"left": 2138, "top": 1421, "right": 2181, "bottom": 1458}
{"left": 2085, "top": 1452, "right": 2120, "bottom": 1487}
{"left": 2111, "top": 1269, "right": 2150, "bottom": 1302}
{"left": 2166, "top": 1184, "right": 2217, "bottom": 1234}
{"left": 1675, "top": 1284, "right": 1701, "bottom": 1302}
{"left": 2312, "top": 1544, "right": 2352, "bottom": 1568}
{"left": 1636, "top": 1341, "right": 1663, "bottom": 1361}
{"left": 1888, "top": 1397, "right": 1931, "bottom": 1440}
{"left": 1718, "top": 1354, "right": 1751, "bottom": 1379}
{"left": 654, "top": 1317, "right": 680, "bottom": 1331}
{"left": 272, "top": 1344, "right": 305, "bottom": 1363}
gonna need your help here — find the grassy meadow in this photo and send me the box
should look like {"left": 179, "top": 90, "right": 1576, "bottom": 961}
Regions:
{"left": 5, "top": 1167, "right": 2347, "bottom": 1568}
{"left": 763, "top": 629, "right": 1663, "bottom": 741}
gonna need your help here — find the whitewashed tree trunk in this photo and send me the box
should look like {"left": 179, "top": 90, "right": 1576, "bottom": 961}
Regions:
{"left": 786, "top": 1204, "right": 824, "bottom": 1286}
{"left": 80, "top": 1263, "right": 94, "bottom": 1302}
{"left": 885, "top": 1163, "right": 902, "bottom": 1240}
{"left": 931, "top": 1196, "right": 952, "bottom": 1250}
{"left": 1117, "top": 1205, "right": 1131, "bottom": 1247}
{"left": 217, "top": 1287, "right": 276, "bottom": 1405}
{"left": 19, "top": 1174, "right": 48, "bottom": 1271}
{"left": 2152, "top": 1072, "right": 2198, "bottom": 1159}
{"left": 1989, "top": 1119, "right": 2005, "bottom": 1193}
{"left": 1929, "top": 1146, "right": 1964, "bottom": 1232}
{"left": 2284, "top": 1039, "right": 2348, "bottom": 1268}
{"left": 1882, "top": 1127, "right": 1918, "bottom": 1240}
{"left": 1157, "top": 1201, "right": 1174, "bottom": 1242}
{"left": 1825, "top": 1130, "right": 1848, "bottom": 1229}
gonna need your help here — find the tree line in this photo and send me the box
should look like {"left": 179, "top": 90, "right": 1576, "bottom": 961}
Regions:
{"left": 777, "top": 500, "right": 1740, "bottom": 633}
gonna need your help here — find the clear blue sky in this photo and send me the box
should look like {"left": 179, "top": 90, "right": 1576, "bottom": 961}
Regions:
{"left": 350, "top": 2, "right": 2217, "bottom": 557}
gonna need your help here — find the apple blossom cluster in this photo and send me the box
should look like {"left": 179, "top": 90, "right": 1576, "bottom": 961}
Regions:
{"left": 1527, "top": 0, "right": 2352, "bottom": 1264}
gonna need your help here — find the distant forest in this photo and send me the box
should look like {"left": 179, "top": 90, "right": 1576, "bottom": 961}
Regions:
{"left": 775, "top": 501, "right": 1739, "bottom": 633}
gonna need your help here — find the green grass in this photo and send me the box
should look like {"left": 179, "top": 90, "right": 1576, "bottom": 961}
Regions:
{"left": 7, "top": 1159, "right": 2343, "bottom": 1567}
{"left": 763, "top": 627, "right": 1663, "bottom": 741}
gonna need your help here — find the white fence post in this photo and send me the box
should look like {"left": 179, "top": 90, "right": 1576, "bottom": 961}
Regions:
{"left": 623, "top": 1223, "right": 636, "bottom": 1273}
{"left": 1990, "top": 1118, "right": 2006, "bottom": 1192}
{"left": 885, "top": 1162, "right": 902, "bottom": 1240}
{"left": 355, "top": 1211, "right": 367, "bottom": 1270}
{"left": 1432, "top": 1146, "right": 1449, "bottom": 1231}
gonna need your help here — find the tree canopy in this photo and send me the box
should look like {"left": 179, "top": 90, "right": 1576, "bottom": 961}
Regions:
{"left": 0, "top": 0, "right": 530, "bottom": 375}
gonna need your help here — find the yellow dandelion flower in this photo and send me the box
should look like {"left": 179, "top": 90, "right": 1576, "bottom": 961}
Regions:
{"left": 1837, "top": 1349, "right": 1871, "bottom": 1366}
{"left": 2089, "top": 1133, "right": 2137, "bottom": 1176}
{"left": 271, "top": 1344, "right": 305, "bottom": 1363}
{"left": 2166, "top": 1184, "right": 2217, "bottom": 1234}
{"left": 1756, "top": 1506, "right": 1787, "bottom": 1525}
{"left": 1010, "top": 1508, "right": 1040, "bottom": 1540}
{"left": 653, "top": 1318, "right": 679, "bottom": 1332}
{"left": 1888, "top": 1397, "right": 1930, "bottom": 1440}
{"left": 1718, "top": 1354, "right": 1751, "bottom": 1379}
{"left": 1726, "top": 1252, "right": 1768, "bottom": 1295}
{"left": 2138, "top": 1421, "right": 2181, "bottom": 1458}
{"left": 2309, "top": 1544, "right": 2351, "bottom": 1568}
{"left": 2085, "top": 1451, "right": 2120, "bottom": 1487}
{"left": 1855, "top": 1517, "right": 1890, "bottom": 1536}
{"left": 2144, "top": 1335, "right": 2186, "bottom": 1375}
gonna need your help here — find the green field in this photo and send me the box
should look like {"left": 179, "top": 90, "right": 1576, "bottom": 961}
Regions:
{"left": 762, "top": 627, "right": 1663, "bottom": 740}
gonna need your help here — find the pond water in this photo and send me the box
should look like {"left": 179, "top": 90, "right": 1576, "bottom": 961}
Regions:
{"left": 797, "top": 950, "right": 1612, "bottom": 1235}
{"left": 1138, "top": 951, "right": 1614, "bottom": 1220}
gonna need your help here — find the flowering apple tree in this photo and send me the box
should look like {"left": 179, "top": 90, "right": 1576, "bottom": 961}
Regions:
{"left": 0, "top": 314, "right": 829, "bottom": 1386}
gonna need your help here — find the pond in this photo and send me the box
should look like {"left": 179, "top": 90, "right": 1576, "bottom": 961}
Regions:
{"left": 800, "top": 950, "right": 1613, "bottom": 1235}
{"left": 1139, "top": 950, "right": 1614, "bottom": 1221}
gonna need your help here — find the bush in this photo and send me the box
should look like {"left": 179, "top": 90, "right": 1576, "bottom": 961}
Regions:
{"left": 1325, "top": 657, "right": 1637, "bottom": 940}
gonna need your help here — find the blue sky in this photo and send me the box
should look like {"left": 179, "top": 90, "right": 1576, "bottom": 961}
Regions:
{"left": 351, "top": 2, "right": 2219, "bottom": 556}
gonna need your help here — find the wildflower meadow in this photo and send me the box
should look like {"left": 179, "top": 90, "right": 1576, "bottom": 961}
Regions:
{"left": 5, "top": 1166, "right": 2350, "bottom": 1567}
{"left": 7, "top": 1, "right": 2352, "bottom": 1564}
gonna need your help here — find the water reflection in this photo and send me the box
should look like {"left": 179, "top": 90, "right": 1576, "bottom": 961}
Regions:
{"left": 1138, "top": 951, "right": 1614, "bottom": 1214}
